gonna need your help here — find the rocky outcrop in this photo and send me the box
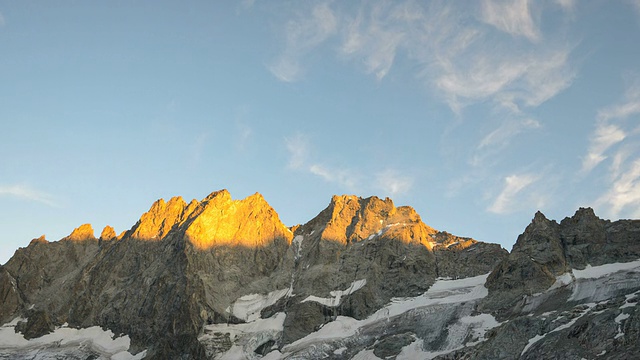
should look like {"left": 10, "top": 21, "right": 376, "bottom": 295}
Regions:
{"left": 15, "top": 309, "right": 55, "bottom": 339}
{"left": 0, "top": 266, "right": 22, "bottom": 324}
{"left": 14, "top": 192, "right": 640, "bottom": 359}
{"left": 99, "top": 225, "right": 117, "bottom": 241}
{"left": 65, "top": 223, "right": 96, "bottom": 241}
{"left": 128, "top": 195, "right": 195, "bottom": 240}
{"left": 483, "top": 208, "right": 640, "bottom": 317}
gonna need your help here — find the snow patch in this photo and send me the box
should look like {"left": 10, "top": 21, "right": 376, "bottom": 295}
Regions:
{"left": 201, "top": 312, "right": 286, "bottom": 342}
{"left": 334, "top": 346, "right": 347, "bottom": 355}
{"left": 302, "top": 279, "right": 367, "bottom": 307}
{"left": 521, "top": 334, "right": 546, "bottom": 356}
{"left": 282, "top": 316, "right": 361, "bottom": 352}
{"left": 621, "top": 291, "right": 640, "bottom": 309}
{"left": 615, "top": 312, "right": 630, "bottom": 324}
{"left": 200, "top": 312, "right": 285, "bottom": 360}
{"left": 292, "top": 235, "right": 304, "bottom": 260}
{"left": 285, "top": 274, "right": 496, "bottom": 358}
{"left": 522, "top": 303, "right": 597, "bottom": 355}
{"left": 573, "top": 259, "right": 640, "bottom": 279}
{"left": 0, "top": 319, "right": 145, "bottom": 359}
{"left": 352, "top": 348, "right": 382, "bottom": 360}
{"left": 230, "top": 288, "right": 290, "bottom": 322}
{"left": 549, "top": 272, "right": 574, "bottom": 291}
{"left": 261, "top": 350, "right": 283, "bottom": 359}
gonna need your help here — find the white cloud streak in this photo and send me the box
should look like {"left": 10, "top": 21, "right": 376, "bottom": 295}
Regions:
{"left": 582, "top": 124, "right": 626, "bottom": 173}
{"left": 271, "top": 1, "right": 574, "bottom": 158}
{"left": 268, "top": 3, "right": 338, "bottom": 82}
{"left": 555, "top": 0, "right": 576, "bottom": 11}
{"left": 0, "top": 184, "right": 57, "bottom": 207}
{"left": 480, "top": 0, "right": 540, "bottom": 41}
{"left": 285, "top": 133, "right": 309, "bottom": 169}
{"left": 309, "top": 164, "right": 359, "bottom": 190}
{"left": 488, "top": 173, "right": 539, "bottom": 214}
{"left": 235, "top": 122, "right": 252, "bottom": 152}
{"left": 479, "top": 118, "right": 541, "bottom": 150}
{"left": 375, "top": 169, "right": 413, "bottom": 196}
{"left": 285, "top": 134, "right": 414, "bottom": 194}
{"left": 471, "top": 118, "right": 541, "bottom": 167}
{"left": 596, "top": 157, "right": 640, "bottom": 219}
{"left": 582, "top": 82, "right": 640, "bottom": 173}
{"left": 272, "top": 2, "right": 577, "bottom": 197}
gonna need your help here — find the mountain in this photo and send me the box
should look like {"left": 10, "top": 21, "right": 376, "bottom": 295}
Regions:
{"left": 0, "top": 190, "right": 639, "bottom": 359}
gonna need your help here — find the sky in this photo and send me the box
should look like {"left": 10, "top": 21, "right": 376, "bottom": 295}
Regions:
{"left": 2, "top": 0, "right": 640, "bottom": 264}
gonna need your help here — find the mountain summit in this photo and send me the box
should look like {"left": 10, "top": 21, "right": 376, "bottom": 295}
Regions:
{"left": 1, "top": 191, "right": 639, "bottom": 359}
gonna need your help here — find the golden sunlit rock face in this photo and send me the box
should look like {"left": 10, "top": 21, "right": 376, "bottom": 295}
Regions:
{"left": 127, "top": 189, "right": 292, "bottom": 249}
{"left": 319, "top": 195, "right": 437, "bottom": 248}
{"left": 99, "top": 226, "right": 117, "bottom": 241}
{"left": 65, "top": 224, "right": 96, "bottom": 241}
{"left": 185, "top": 191, "right": 292, "bottom": 249}
{"left": 130, "top": 196, "right": 195, "bottom": 240}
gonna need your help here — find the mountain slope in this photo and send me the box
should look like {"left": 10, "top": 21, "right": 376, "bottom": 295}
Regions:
{"left": 0, "top": 191, "right": 638, "bottom": 359}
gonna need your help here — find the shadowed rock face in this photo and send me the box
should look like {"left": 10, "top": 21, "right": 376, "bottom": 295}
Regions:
{"left": 0, "top": 190, "right": 507, "bottom": 359}
{"left": 483, "top": 208, "right": 640, "bottom": 317}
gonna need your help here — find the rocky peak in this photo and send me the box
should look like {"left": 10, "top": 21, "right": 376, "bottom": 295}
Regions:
{"left": 560, "top": 207, "right": 604, "bottom": 227}
{"left": 129, "top": 196, "right": 191, "bottom": 240}
{"left": 184, "top": 191, "right": 292, "bottom": 249}
{"left": 29, "top": 235, "right": 47, "bottom": 245}
{"left": 65, "top": 224, "right": 96, "bottom": 241}
{"left": 299, "top": 195, "right": 437, "bottom": 248}
{"left": 99, "top": 226, "right": 117, "bottom": 241}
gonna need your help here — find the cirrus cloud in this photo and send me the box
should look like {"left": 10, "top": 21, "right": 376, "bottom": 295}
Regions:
{"left": 0, "top": 184, "right": 57, "bottom": 207}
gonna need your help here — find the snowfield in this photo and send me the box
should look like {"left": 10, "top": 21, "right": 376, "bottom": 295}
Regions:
{"left": 0, "top": 318, "right": 146, "bottom": 359}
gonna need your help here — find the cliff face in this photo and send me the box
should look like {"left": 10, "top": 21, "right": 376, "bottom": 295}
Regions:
{"left": 1, "top": 191, "right": 638, "bottom": 359}
{"left": 483, "top": 208, "right": 640, "bottom": 316}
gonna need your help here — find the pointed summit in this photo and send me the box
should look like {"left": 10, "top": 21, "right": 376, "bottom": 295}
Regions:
{"left": 129, "top": 196, "right": 192, "bottom": 240}
{"left": 184, "top": 191, "right": 292, "bottom": 249}
{"left": 99, "top": 226, "right": 117, "bottom": 241}
{"left": 65, "top": 224, "right": 96, "bottom": 241}
{"left": 302, "top": 194, "right": 436, "bottom": 248}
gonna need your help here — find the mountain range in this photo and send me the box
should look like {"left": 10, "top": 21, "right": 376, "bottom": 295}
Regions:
{"left": 1, "top": 190, "right": 639, "bottom": 359}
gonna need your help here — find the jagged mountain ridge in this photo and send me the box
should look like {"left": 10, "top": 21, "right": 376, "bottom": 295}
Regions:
{"left": 0, "top": 190, "right": 638, "bottom": 359}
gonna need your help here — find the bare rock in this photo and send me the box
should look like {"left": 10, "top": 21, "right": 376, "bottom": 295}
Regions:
{"left": 0, "top": 266, "right": 22, "bottom": 324}
{"left": 66, "top": 223, "right": 96, "bottom": 241}
{"left": 15, "top": 309, "right": 55, "bottom": 339}
{"left": 99, "top": 225, "right": 117, "bottom": 241}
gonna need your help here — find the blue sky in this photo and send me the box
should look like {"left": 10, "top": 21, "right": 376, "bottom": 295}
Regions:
{"left": 2, "top": 0, "right": 640, "bottom": 264}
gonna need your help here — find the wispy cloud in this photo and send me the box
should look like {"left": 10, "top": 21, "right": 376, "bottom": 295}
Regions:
{"left": 555, "top": 0, "right": 576, "bottom": 11}
{"left": 309, "top": 164, "right": 359, "bottom": 190}
{"left": 471, "top": 118, "right": 541, "bottom": 167}
{"left": 285, "top": 133, "right": 309, "bottom": 169}
{"left": 582, "top": 81, "right": 640, "bottom": 173}
{"left": 596, "top": 157, "right": 640, "bottom": 218}
{"left": 235, "top": 122, "right": 252, "bottom": 152}
{"left": 589, "top": 80, "right": 640, "bottom": 218}
{"left": 285, "top": 133, "right": 414, "bottom": 194}
{"left": 268, "top": 2, "right": 338, "bottom": 82}
{"left": 630, "top": 0, "right": 640, "bottom": 16}
{"left": 0, "top": 184, "right": 57, "bottom": 207}
{"left": 479, "top": 118, "right": 541, "bottom": 150}
{"left": 188, "top": 133, "right": 209, "bottom": 169}
{"left": 480, "top": 0, "right": 540, "bottom": 42}
{"left": 581, "top": 123, "right": 626, "bottom": 173}
{"left": 0, "top": 12, "right": 5, "bottom": 27}
{"left": 375, "top": 169, "right": 413, "bottom": 196}
{"left": 487, "top": 173, "right": 539, "bottom": 214}
{"left": 284, "top": 133, "right": 359, "bottom": 190}
{"left": 271, "top": 1, "right": 574, "bottom": 115}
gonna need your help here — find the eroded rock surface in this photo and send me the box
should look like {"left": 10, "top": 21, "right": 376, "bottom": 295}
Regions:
{"left": 4, "top": 192, "right": 636, "bottom": 360}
